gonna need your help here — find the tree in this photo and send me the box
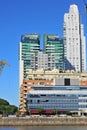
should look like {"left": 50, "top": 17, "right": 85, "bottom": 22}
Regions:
{"left": 52, "top": 109, "right": 57, "bottom": 115}
{"left": 0, "top": 98, "right": 18, "bottom": 116}
{"left": 0, "top": 98, "right": 9, "bottom": 105}
{"left": 37, "top": 108, "right": 44, "bottom": 115}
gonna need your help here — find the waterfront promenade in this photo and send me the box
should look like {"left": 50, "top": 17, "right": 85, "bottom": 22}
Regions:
{"left": 0, "top": 116, "right": 87, "bottom": 126}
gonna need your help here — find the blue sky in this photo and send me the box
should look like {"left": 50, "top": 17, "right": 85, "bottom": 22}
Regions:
{"left": 0, "top": 0, "right": 87, "bottom": 107}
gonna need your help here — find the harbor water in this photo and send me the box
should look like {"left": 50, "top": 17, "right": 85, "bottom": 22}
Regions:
{"left": 0, "top": 126, "right": 87, "bottom": 130}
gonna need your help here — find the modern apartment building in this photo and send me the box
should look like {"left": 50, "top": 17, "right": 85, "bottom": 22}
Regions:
{"left": 19, "top": 34, "right": 40, "bottom": 76}
{"left": 19, "top": 34, "right": 40, "bottom": 111}
{"left": 44, "top": 34, "right": 64, "bottom": 70}
{"left": 30, "top": 51, "right": 48, "bottom": 70}
{"left": 63, "top": 4, "right": 86, "bottom": 72}
{"left": 19, "top": 68, "right": 87, "bottom": 114}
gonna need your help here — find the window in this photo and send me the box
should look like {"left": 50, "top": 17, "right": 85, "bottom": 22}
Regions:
{"left": 64, "top": 78, "right": 70, "bottom": 86}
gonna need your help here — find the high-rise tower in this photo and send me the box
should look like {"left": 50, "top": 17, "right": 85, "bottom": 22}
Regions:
{"left": 19, "top": 34, "right": 40, "bottom": 113}
{"left": 44, "top": 34, "right": 64, "bottom": 70}
{"left": 63, "top": 4, "right": 86, "bottom": 72}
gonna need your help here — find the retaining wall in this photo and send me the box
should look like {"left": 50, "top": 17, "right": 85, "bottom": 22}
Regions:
{"left": 0, "top": 116, "right": 87, "bottom": 126}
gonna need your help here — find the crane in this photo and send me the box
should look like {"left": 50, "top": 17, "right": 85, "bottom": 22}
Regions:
{"left": 0, "top": 60, "right": 10, "bottom": 74}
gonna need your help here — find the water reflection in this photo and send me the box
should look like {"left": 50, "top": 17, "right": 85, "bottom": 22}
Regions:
{"left": 0, "top": 126, "right": 87, "bottom": 130}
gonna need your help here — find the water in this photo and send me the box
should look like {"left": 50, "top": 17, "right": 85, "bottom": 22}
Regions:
{"left": 0, "top": 126, "right": 87, "bottom": 130}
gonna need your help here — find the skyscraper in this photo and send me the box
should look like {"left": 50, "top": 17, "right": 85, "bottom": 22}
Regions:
{"left": 19, "top": 34, "right": 40, "bottom": 73}
{"left": 63, "top": 4, "right": 86, "bottom": 72}
{"left": 19, "top": 34, "right": 40, "bottom": 112}
{"left": 44, "top": 34, "right": 64, "bottom": 70}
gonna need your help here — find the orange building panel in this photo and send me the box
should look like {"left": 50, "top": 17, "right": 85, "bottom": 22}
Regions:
{"left": 79, "top": 80, "right": 87, "bottom": 86}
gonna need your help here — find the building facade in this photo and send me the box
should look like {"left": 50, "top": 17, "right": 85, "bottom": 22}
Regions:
{"left": 19, "top": 68, "right": 87, "bottom": 114}
{"left": 27, "top": 86, "right": 87, "bottom": 115}
{"left": 63, "top": 4, "right": 86, "bottom": 72}
{"left": 30, "top": 51, "right": 48, "bottom": 70}
{"left": 44, "top": 34, "right": 64, "bottom": 70}
{"left": 19, "top": 34, "right": 40, "bottom": 112}
{"left": 19, "top": 34, "right": 40, "bottom": 79}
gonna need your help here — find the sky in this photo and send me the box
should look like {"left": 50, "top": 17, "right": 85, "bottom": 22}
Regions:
{"left": 0, "top": 0, "right": 87, "bottom": 107}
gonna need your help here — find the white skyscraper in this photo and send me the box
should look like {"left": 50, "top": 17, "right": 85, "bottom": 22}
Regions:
{"left": 63, "top": 4, "right": 86, "bottom": 72}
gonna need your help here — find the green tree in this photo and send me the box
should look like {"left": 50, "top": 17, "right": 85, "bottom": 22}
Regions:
{"left": 0, "top": 98, "right": 9, "bottom": 105}
{"left": 0, "top": 98, "right": 18, "bottom": 116}
{"left": 37, "top": 108, "right": 44, "bottom": 115}
{"left": 52, "top": 109, "right": 57, "bottom": 115}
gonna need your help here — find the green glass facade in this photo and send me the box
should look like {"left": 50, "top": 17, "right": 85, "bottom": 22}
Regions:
{"left": 44, "top": 34, "right": 64, "bottom": 70}
{"left": 20, "top": 34, "right": 64, "bottom": 73}
{"left": 21, "top": 34, "right": 40, "bottom": 71}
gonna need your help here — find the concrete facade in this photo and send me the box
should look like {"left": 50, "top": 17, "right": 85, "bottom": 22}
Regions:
{"left": 63, "top": 4, "right": 86, "bottom": 72}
